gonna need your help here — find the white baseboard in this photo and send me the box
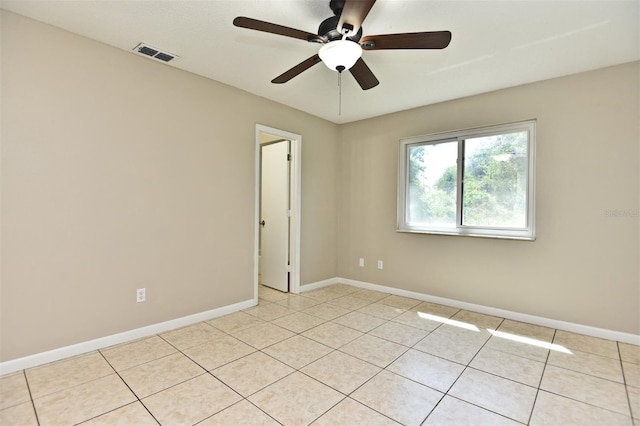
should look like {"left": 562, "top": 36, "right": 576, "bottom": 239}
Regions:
{"left": 0, "top": 298, "right": 257, "bottom": 375}
{"left": 302, "top": 277, "right": 640, "bottom": 346}
{"left": 299, "top": 277, "right": 340, "bottom": 292}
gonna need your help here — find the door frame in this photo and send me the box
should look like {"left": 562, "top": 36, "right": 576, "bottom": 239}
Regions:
{"left": 254, "top": 124, "right": 301, "bottom": 300}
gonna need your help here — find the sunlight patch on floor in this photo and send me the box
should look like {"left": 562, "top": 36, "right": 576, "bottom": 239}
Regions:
{"left": 487, "top": 329, "right": 572, "bottom": 354}
{"left": 417, "top": 312, "right": 480, "bottom": 332}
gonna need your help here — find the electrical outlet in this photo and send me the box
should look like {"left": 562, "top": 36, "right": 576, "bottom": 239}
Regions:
{"left": 377, "top": 260, "right": 383, "bottom": 270}
{"left": 359, "top": 258, "right": 365, "bottom": 267}
{"left": 136, "top": 288, "right": 146, "bottom": 303}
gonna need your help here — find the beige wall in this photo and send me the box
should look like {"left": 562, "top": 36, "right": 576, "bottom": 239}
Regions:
{"left": 0, "top": 11, "right": 339, "bottom": 361}
{"left": 338, "top": 62, "right": 639, "bottom": 335}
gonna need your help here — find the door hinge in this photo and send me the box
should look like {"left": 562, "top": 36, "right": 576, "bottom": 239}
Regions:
{"left": 287, "top": 210, "right": 292, "bottom": 217}
{"left": 287, "top": 265, "right": 292, "bottom": 272}
{"left": 287, "top": 153, "right": 292, "bottom": 161}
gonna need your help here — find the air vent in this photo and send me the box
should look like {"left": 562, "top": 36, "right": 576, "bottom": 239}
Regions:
{"left": 132, "top": 42, "right": 179, "bottom": 63}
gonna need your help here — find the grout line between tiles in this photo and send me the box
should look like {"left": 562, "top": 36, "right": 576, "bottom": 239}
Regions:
{"left": 22, "top": 370, "right": 40, "bottom": 426}
{"left": 440, "top": 394, "right": 529, "bottom": 425}
{"left": 95, "top": 349, "right": 163, "bottom": 425}
{"left": 525, "top": 327, "right": 556, "bottom": 425}
{"left": 618, "top": 341, "right": 637, "bottom": 421}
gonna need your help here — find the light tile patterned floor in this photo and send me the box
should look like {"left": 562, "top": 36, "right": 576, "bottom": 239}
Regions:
{"left": 1, "top": 283, "right": 639, "bottom": 425}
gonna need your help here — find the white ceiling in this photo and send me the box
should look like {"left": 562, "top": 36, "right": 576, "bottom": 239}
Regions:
{"left": 2, "top": 0, "right": 638, "bottom": 124}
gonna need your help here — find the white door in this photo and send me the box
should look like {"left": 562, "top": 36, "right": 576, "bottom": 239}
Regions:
{"left": 260, "top": 141, "right": 289, "bottom": 292}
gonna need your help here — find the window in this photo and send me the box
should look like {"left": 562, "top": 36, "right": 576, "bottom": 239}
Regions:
{"left": 398, "top": 120, "right": 536, "bottom": 240}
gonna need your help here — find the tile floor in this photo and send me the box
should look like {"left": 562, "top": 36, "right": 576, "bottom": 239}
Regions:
{"left": 1, "top": 283, "right": 639, "bottom": 425}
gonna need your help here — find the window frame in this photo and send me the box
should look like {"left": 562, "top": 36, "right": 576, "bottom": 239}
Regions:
{"left": 397, "top": 120, "right": 536, "bottom": 240}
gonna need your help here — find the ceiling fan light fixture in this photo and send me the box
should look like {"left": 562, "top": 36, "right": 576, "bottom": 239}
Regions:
{"left": 318, "top": 40, "right": 362, "bottom": 72}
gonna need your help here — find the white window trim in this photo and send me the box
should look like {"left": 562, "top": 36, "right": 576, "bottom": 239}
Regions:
{"left": 397, "top": 120, "right": 536, "bottom": 240}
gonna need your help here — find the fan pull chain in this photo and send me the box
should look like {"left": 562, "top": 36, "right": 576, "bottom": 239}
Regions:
{"left": 338, "top": 71, "right": 342, "bottom": 116}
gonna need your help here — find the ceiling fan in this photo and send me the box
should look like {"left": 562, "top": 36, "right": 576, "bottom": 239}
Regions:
{"left": 233, "top": 0, "right": 452, "bottom": 90}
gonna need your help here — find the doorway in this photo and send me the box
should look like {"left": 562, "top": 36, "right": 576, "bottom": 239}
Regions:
{"left": 254, "top": 125, "right": 301, "bottom": 299}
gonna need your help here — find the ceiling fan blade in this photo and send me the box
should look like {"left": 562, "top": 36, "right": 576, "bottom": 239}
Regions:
{"left": 361, "top": 31, "right": 452, "bottom": 50}
{"left": 349, "top": 57, "right": 379, "bottom": 90}
{"left": 233, "top": 17, "right": 324, "bottom": 43}
{"left": 272, "top": 54, "right": 323, "bottom": 84}
{"left": 338, "top": 0, "right": 376, "bottom": 36}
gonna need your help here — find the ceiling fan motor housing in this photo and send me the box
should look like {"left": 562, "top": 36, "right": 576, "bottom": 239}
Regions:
{"left": 329, "top": 0, "right": 346, "bottom": 16}
{"left": 318, "top": 15, "right": 362, "bottom": 42}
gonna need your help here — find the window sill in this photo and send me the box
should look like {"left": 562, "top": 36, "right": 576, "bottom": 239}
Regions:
{"left": 396, "top": 227, "right": 536, "bottom": 241}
